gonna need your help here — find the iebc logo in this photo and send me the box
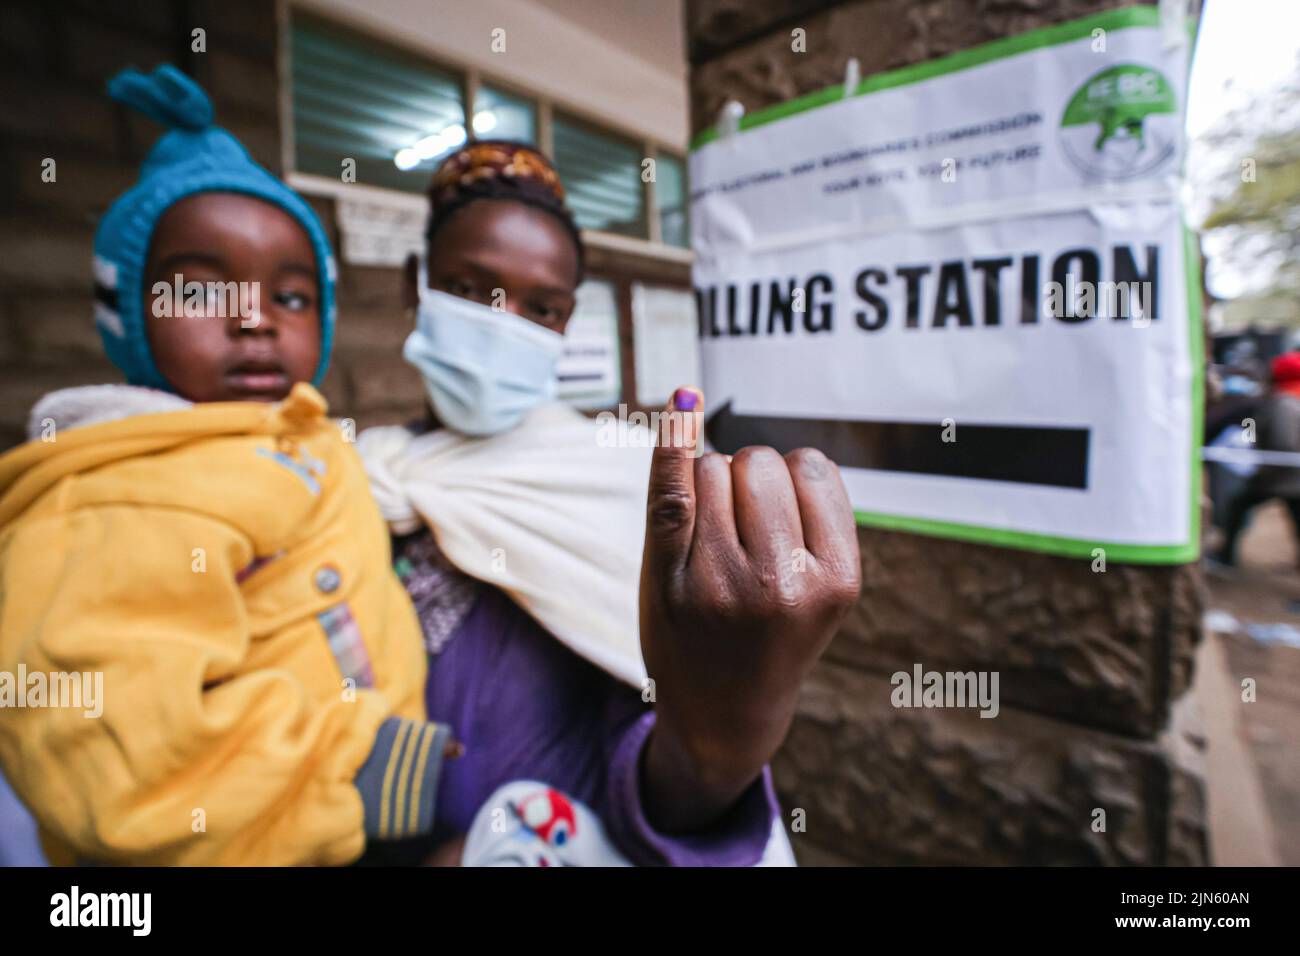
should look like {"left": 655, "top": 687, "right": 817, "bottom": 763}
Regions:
{"left": 1059, "top": 64, "right": 1178, "bottom": 180}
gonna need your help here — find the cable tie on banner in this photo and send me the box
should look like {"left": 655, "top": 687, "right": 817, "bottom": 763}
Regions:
{"left": 717, "top": 100, "right": 745, "bottom": 143}
{"left": 1160, "top": 0, "right": 1189, "bottom": 50}
{"left": 842, "top": 58, "right": 860, "bottom": 99}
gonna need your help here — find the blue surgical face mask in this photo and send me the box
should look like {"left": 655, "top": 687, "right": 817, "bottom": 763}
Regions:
{"left": 403, "top": 260, "right": 565, "bottom": 436}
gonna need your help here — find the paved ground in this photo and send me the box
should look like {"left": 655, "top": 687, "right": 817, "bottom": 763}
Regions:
{"left": 1201, "top": 501, "right": 1300, "bottom": 866}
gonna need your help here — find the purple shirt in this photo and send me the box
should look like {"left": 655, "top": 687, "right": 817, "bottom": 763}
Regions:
{"left": 392, "top": 527, "right": 778, "bottom": 866}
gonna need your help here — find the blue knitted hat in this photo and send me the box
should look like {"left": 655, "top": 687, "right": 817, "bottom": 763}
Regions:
{"left": 93, "top": 65, "right": 336, "bottom": 391}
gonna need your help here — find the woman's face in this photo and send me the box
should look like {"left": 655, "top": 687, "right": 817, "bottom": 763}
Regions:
{"left": 406, "top": 199, "right": 579, "bottom": 334}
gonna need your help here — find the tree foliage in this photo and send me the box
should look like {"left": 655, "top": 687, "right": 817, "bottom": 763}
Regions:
{"left": 1195, "top": 61, "right": 1300, "bottom": 326}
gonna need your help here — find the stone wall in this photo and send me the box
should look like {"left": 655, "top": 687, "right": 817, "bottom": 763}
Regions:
{"left": 685, "top": 0, "right": 1208, "bottom": 864}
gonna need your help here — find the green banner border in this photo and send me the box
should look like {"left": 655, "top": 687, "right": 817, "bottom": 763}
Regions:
{"left": 693, "top": 5, "right": 1205, "bottom": 563}
{"left": 691, "top": 5, "right": 1175, "bottom": 150}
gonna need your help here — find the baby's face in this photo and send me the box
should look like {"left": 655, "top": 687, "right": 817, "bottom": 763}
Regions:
{"left": 143, "top": 192, "right": 322, "bottom": 402}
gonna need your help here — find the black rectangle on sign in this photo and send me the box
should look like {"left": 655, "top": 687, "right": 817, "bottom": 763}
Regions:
{"left": 706, "top": 404, "right": 1090, "bottom": 489}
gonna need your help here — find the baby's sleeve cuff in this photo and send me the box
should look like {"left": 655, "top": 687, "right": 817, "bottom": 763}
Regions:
{"left": 355, "top": 717, "right": 451, "bottom": 840}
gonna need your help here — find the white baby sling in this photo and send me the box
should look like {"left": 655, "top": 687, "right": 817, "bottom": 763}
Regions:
{"left": 358, "top": 403, "right": 796, "bottom": 866}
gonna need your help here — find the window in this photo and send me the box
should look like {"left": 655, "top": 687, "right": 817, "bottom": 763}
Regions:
{"left": 474, "top": 84, "right": 536, "bottom": 144}
{"left": 291, "top": 17, "right": 464, "bottom": 193}
{"left": 655, "top": 153, "right": 688, "bottom": 249}
{"left": 289, "top": 16, "right": 688, "bottom": 253}
{"left": 552, "top": 113, "right": 645, "bottom": 238}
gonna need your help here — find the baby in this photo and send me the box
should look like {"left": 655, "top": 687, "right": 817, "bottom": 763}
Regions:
{"left": 0, "top": 66, "right": 451, "bottom": 865}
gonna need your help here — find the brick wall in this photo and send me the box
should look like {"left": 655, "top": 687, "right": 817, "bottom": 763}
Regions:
{"left": 686, "top": 0, "right": 1208, "bottom": 865}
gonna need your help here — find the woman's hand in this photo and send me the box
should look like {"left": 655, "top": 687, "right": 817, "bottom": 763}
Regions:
{"left": 638, "top": 387, "right": 861, "bottom": 833}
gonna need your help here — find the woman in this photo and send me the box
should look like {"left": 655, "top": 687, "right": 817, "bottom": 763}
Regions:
{"left": 359, "top": 142, "right": 860, "bottom": 865}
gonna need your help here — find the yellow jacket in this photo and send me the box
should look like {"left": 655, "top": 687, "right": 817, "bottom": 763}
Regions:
{"left": 0, "top": 383, "right": 443, "bottom": 865}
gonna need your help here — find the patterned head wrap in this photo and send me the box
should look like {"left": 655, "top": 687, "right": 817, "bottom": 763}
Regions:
{"left": 425, "top": 140, "right": 583, "bottom": 282}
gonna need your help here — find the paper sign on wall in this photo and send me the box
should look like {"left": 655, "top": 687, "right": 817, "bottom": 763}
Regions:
{"left": 689, "top": 6, "right": 1200, "bottom": 563}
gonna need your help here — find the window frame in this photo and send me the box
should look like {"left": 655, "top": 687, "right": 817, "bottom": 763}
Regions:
{"left": 286, "top": 10, "right": 470, "bottom": 191}
{"left": 281, "top": 4, "right": 690, "bottom": 261}
{"left": 551, "top": 107, "right": 650, "bottom": 240}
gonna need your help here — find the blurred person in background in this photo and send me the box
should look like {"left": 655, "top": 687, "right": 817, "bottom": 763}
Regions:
{"left": 1205, "top": 359, "right": 1265, "bottom": 548}
{"left": 1213, "top": 351, "right": 1300, "bottom": 568}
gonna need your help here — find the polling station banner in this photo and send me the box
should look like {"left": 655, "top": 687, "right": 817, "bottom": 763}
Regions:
{"left": 689, "top": 5, "right": 1201, "bottom": 563}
